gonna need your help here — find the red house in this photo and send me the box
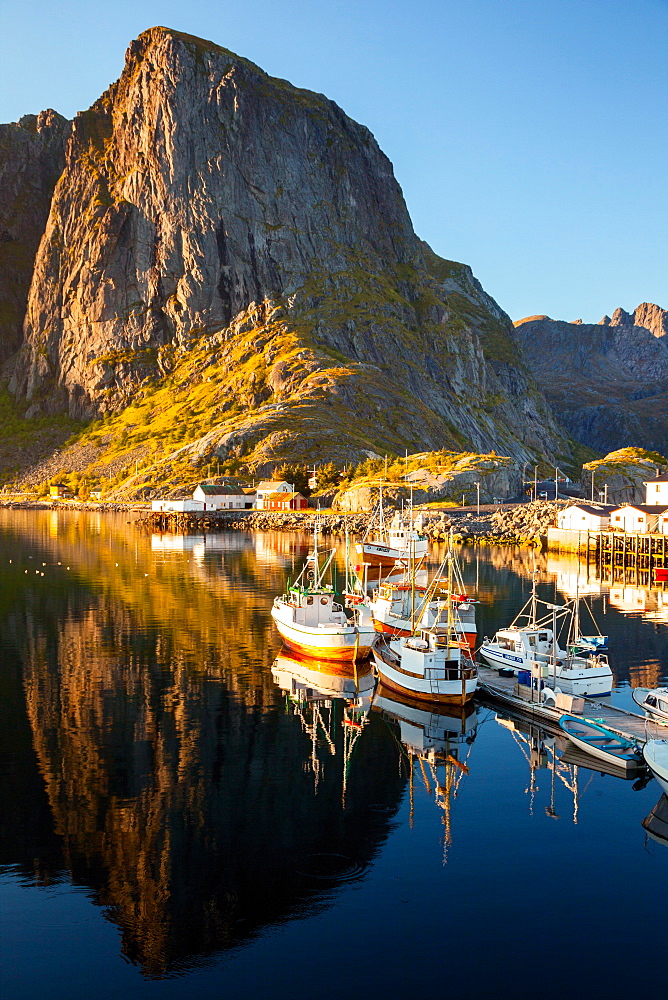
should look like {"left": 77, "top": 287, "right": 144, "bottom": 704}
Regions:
{"left": 265, "top": 491, "right": 308, "bottom": 511}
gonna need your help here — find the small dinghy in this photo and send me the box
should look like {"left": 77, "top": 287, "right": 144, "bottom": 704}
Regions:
{"left": 559, "top": 715, "right": 641, "bottom": 773}
{"left": 642, "top": 741, "right": 668, "bottom": 796}
{"left": 632, "top": 687, "right": 668, "bottom": 724}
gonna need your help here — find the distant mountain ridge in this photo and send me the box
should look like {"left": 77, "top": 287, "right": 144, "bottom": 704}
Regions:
{"left": 515, "top": 304, "right": 668, "bottom": 454}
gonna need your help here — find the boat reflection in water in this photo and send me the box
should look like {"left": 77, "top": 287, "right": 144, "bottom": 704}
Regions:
{"left": 271, "top": 648, "right": 376, "bottom": 800}
{"left": 494, "top": 713, "right": 586, "bottom": 822}
{"left": 642, "top": 795, "right": 668, "bottom": 847}
{"left": 371, "top": 685, "right": 478, "bottom": 860}
{"left": 272, "top": 646, "right": 375, "bottom": 703}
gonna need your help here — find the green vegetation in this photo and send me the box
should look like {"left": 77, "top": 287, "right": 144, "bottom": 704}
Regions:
{"left": 0, "top": 385, "right": 81, "bottom": 484}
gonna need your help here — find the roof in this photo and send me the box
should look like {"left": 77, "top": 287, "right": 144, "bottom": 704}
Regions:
{"left": 562, "top": 503, "right": 613, "bottom": 516}
{"left": 256, "top": 480, "right": 291, "bottom": 491}
{"left": 644, "top": 474, "right": 668, "bottom": 484}
{"left": 611, "top": 504, "right": 668, "bottom": 514}
{"left": 266, "top": 491, "right": 304, "bottom": 501}
{"left": 195, "top": 483, "right": 244, "bottom": 496}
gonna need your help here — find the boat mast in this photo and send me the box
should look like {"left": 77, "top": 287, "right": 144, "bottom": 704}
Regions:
{"left": 313, "top": 506, "right": 321, "bottom": 588}
{"left": 410, "top": 530, "right": 416, "bottom": 634}
{"left": 379, "top": 483, "right": 385, "bottom": 540}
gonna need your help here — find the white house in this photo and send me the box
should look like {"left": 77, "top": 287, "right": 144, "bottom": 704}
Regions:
{"left": 644, "top": 473, "right": 668, "bottom": 506}
{"left": 609, "top": 504, "right": 668, "bottom": 533}
{"left": 151, "top": 499, "right": 205, "bottom": 513}
{"left": 255, "top": 480, "right": 293, "bottom": 509}
{"left": 556, "top": 504, "right": 612, "bottom": 531}
{"left": 192, "top": 483, "right": 252, "bottom": 510}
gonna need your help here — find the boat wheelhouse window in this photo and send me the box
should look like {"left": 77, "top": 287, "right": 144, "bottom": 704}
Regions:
{"left": 659, "top": 700, "right": 668, "bottom": 713}
{"left": 528, "top": 635, "right": 536, "bottom": 647}
{"left": 538, "top": 632, "right": 548, "bottom": 641}
{"left": 320, "top": 596, "right": 329, "bottom": 605}
{"left": 647, "top": 696, "right": 657, "bottom": 706}
{"left": 307, "top": 596, "right": 314, "bottom": 605}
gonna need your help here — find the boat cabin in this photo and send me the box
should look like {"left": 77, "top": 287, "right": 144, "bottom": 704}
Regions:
{"left": 282, "top": 588, "right": 347, "bottom": 627}
{"left": 493, "top": 628, "right": 554, "bottom": 657}
{"left": 645, "top": 691, "right": 668, "bottom": 715}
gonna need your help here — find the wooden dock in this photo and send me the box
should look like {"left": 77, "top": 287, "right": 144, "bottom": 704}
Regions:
{"left": 548, "top": 527, "right": 668, "bottom": 572}
{"left": 476, "top": 664, "right": 667, "bottom": 745}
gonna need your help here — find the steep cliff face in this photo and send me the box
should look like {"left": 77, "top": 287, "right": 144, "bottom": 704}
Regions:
{"left": 0, "top": 109, "right": 70, "bottom": 362}
{"left": 10, "top": 26, "right": 569, "bottom": 470}
{"left": 515, "top": 311, "right": 668, "bottom": 453}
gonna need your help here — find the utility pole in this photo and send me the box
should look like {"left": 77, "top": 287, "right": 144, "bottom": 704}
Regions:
{"left": 476, "top": 481, "right": 480, "bottom": 516}
{"left": 534, "top": 466, "right": 538, "bottom": 502}
{"left": 591, "top": 470, "right": 594, "bottom": 502}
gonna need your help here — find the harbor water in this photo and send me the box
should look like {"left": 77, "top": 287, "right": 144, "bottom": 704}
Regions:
{"left": 1, "top": 509, "right": 667, "bottom": 999}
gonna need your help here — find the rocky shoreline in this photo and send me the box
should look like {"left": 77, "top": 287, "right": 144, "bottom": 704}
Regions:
{"left": 136, "top": 499, "right": 568, "bottom": 545}
{"left": 0, "top": 497, "right": 567, "bottom": 545}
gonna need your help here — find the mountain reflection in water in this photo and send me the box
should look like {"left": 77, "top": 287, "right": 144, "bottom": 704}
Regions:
{"left": 1, "top": 510, "right": 668, "bottom": 997}
{"left": 0, "top": 512, "right": 404, "bottom": 976}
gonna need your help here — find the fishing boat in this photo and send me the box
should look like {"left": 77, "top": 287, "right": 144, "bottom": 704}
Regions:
{"left": 558, "top": 715, "right": 641, "bottom": 774}
{"left": 372, "top": 547, "right": 478, "bottom": 705}
{"left": 370, "top": 580, "right": 477, "bottom": 651}
{"left": 480, "top": 583, "right": 612, "bottom": 697}
{"left": 271, "top": 519, "right": 376, "bottom": 661}
{"left": 355, "top": 488, "right": 428, "bottom": 568}
{"left": 369, "top": 539, "right": 477, "bottom": 649}
{"left": 632, "top": 687, "right": 668, "bottom": 724}
{"left": 642, "top": 740, "right": 668, "bottom": 795}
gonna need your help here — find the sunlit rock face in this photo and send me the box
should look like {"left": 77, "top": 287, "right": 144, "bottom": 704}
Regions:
{"left": 7, "top": 26, "right": 568, "bottom": 465}
{"left": 0, "top": 109, "right": 71, "bottom": 362}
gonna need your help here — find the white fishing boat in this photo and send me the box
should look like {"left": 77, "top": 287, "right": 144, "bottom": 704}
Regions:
{"left": 370, "top": 574, "right": 477, "bottom": 652}
{"left": 632, "top": 687, "right": 668, "bottom": 724}
{"left": 480, "top": 583, "right": 612, "bottom": 697}
{"left": 372, "top": 547, "right": 478, "bottom": 706}
{"left": 643, "top": 740, "right": 668, "bottom": 796}
{"left": 271, "top": 519, "right": 376, "bottom": 661}
{"left": 355, "top": 488, "right": 428, "bottom": 568}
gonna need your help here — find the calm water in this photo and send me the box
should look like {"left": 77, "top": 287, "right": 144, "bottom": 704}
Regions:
{"left": 1, "top": 510, "right": 667, "bottom": 1000}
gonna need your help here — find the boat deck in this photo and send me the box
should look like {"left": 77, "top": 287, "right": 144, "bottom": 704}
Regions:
{"left": 476, "top": 664, "right": 667, "bottom": 745}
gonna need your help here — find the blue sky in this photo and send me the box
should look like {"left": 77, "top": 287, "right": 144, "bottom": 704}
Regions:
{"left": 1, "top": 0, "right": 666, "bottom": 322}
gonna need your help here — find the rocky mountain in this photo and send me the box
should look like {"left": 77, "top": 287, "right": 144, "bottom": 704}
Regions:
{"left": 515, "top": 307, "right": 668, "bottom": 454}
{"left": 603, "top": 303, "right": 668, "bottom": 341}
{"left": 2, "top": 26, "right": 573, "bottom": 482}
{"left": 0, "top": 109, "right": 71, "bottom": 362}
